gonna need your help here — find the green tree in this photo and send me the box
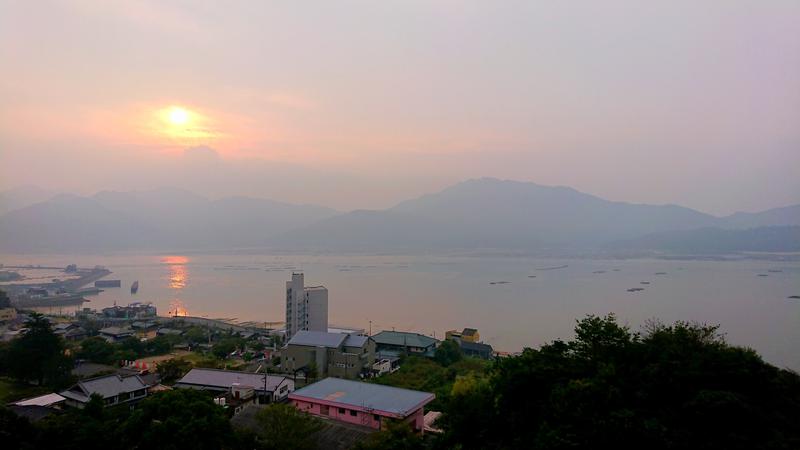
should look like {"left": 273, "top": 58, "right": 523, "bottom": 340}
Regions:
{"left": 251, "top": 403, "right": 321, "bottom": 450}
{"left": 185, "top": 326, "right": 209, "bottom": 345}
{"left": 76, "top": 336, "right": 116, "bottom": 364}
{"left": 434, "top": 339, "right": 463, "bottom": 367}
{"left": 7, "top": 313, "right": 72, "bottom": 387}
{"left": 117, "top": 336, "right": 145, "bottom": 357}
{"left": 156, "top": 358, "right": 192, "bottom": 384}
{"left": 353, "top": 421, "right": 426, "bottom": 450}
{"left": 212, "top": 337, "right": 243, "bottom": 359}
{"left": 440, "top": 314, "right": 800, "bottom": 450}
{"left": 120, "top": 389, "right": 234, "bottom": 450}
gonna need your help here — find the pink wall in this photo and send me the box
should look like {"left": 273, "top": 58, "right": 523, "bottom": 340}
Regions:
{"left": 291, "top": 399, "right": 426, "bottom": 432}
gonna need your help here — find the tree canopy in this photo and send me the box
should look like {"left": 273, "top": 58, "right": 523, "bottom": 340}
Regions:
{"left": 6, "top": 313, "right": 72, "bottom": 388}
{"left": 437, "top": 314, "right": 800, "bottom": 450}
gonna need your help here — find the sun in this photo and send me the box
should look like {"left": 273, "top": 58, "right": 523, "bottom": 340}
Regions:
{"left": 168, "top": 107, "right": 189, "bottom": 125}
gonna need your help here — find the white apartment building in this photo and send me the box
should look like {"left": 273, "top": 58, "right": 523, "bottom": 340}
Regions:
{"left": 285, "top": 273, "right": 328, "bottom": 340}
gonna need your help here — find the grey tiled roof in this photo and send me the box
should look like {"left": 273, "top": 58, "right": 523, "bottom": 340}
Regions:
{"left": 290, "top": 378, "right": 434, "bottom": 416}
{"left": 60, "top": 374, "right": 147, "bottom": 402}
{"left": 288, "top": 330, "right": 347, "bottom": 348}
{"left": 176, "top": 368, "right": 289, "bottom": 393}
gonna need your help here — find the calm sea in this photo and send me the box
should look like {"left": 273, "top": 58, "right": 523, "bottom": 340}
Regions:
{"left": 2, "top": 252, "right": 799, "bottom": 370}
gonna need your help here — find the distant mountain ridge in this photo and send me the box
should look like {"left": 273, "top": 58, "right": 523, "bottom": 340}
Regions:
{"left": 0, "top": 179, "right": 798, "bottom": 253}
{"left": 0, "top": 188, "right": 337, "bottom": 252}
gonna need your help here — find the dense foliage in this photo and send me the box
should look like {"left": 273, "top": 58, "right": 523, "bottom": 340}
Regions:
{"left": 1, "top": 313, "right": 798, "bottom": 449}
{"left": 6, "top": 313, "right": 72, "bottom": 388}
{"left": 437, "top": 315, "right": 800, "bottom": 449}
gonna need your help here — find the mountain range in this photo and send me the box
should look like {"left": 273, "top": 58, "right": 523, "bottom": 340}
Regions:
{"left": 0, "top": 178, "right": 798, "bottom": 254}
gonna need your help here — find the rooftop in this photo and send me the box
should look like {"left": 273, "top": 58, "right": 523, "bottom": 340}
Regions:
{"left": 13, "top": 393, "right": 66, "bottom": 407}
{"left": 99, "top": 326, "right": 134, "bottom": 336}
{"left": 288, "top": 330, "right": 347, "bottom": 348}
{"left": 290, "top": 377, "right": 435, "bottom": 416}
{"left": 176, "top": 368, "right": 289, "bottom": 393}
{"left": 343, "top": 334, "right": 369, "bottom": 348}
{"left": 60, "top": 374, "right": 147, "bottom": 403}
{"left": 371, "top": 331, "right": 439, "bottom": 349}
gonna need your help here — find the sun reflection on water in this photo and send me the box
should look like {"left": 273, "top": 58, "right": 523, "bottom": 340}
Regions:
{"left": 161, "top": 255, "right": 189, "bottom": 316}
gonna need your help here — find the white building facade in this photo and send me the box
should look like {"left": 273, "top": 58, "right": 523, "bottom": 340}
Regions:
{"left": 285, "top": 273, "right": 328, "bottom": 340}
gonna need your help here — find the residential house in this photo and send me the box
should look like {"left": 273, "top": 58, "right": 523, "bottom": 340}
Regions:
{"left": 175, "top": 368, "right": 294, "bottom": 404}
{"left": 99, "top": 326, "right": 134, "bottom": 343}
{"left": 458, "top": 340, "right": 494, "bottom": 359}
{"left": 371, "top": 331, "right": 439, "bottom": 357}
{"left": 445, "top": 327, "right": 480, "bottom": 343}
{"left": 59, "top": 374, "right": 148, "bottom": 408}
{"left": 289, "top": 378, "right": 435, "bottom": 432}
{"left": 283, "top": 330, "right": 375, "bottom": 379}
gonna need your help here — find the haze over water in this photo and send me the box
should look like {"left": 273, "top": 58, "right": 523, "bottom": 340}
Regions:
{"left": 3, "top": 252, "right": 798, "bottom": 371}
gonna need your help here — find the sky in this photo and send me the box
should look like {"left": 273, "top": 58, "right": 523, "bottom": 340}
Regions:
{"left": 1, "top": 0, "right": 798, "bottom": 215}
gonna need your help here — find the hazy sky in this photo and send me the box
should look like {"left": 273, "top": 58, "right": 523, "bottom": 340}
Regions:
{"left": 1, "top": 1, "right": 798, "bottom": 215}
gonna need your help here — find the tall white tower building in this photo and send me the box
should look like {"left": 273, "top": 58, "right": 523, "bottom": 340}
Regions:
{"left": 285, "top": 273, "right": 328, "bottom": 340}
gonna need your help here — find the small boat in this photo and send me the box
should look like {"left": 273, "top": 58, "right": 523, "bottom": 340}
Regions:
{"left": 627, "top": 288, "right": 645, "bottom": 292}
{"left": 757, "top": 274, "right": 769, "bottom": 277}
{"left": 131, "top": 280, "right": 139, "bottom": 294}
{"left": 768, "top": 269, "right": 783, "bottom": 273}
{"left": 527, "top": 275, "right": 537, "bottom": 278}
{"left": 788, "top": 295, "right": 800, "bottom": 300}
{"left": 640, "top": 281, "right": 650, "bottom": 285}
{"left": 592, "top": 270, "right": 606, "bottom": 274}
{"left": 654, "top": 272, "right": 667, "bottom": 275}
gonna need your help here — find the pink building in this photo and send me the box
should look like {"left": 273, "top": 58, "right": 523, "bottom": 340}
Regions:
{"left": 289, "top": 377, "right": 435, "bottom": 432}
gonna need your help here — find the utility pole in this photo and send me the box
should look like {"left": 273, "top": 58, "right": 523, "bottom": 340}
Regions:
{"left": 369, "top": 320, "right": 372, "bottom": 336}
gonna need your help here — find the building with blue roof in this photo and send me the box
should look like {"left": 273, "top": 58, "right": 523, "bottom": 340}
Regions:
{"left": 283, "top": 330, "right": 376, "bottom": 379}
{"left": 289, "top": 377, "right": 435, "bottom": 432}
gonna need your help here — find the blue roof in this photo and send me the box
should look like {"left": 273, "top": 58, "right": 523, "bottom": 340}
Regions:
{"left": 288, "top": 330, "right": 347, "bottom": 348}
{"left": 290, "top": 377, "right": 434, "bottom": 416}
{"left": 343, "top": 334, "right": 369, "bottom": 348}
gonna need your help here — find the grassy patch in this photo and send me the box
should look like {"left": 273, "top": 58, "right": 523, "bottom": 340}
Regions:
{"left": 0, "top": 376, "right": 51, "bottom": 403}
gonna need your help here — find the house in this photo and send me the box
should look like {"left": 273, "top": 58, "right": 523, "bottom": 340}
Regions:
{"left": 175, "top": 368, "right": 294, "bottom": 404}
{"left": 445, "top": 327, "right": 480, "bottom": 343}
{"left": 371, "top": 331, "right": 439, "bottom": 357}
{"left": 283, "top": 330, "right": 376, "bottom": 379}
{"left": 289, "top": 378, "right": 435, "bottom": 432}
{"left": 0, "top": 307, "right": 18, "bottom": 322}
{"left": 373, "top": 350, "right": 402, "bottom": 375}
{"left": 53, "top": 323, "right": 87, "bottom": 341}
{"left": 458, "top": 340, "right": 494, "bottom": 359}
{"left": 98, "top": 326, "right": 134, "bottom": 342}
{"left": 131, "top": 320, "right": 158, "bottom": 330}
{"left": 59, "top": 374, "right": 148, "bottom": 408}
{"left": 12, "top": 393, "right": 66, "bottom": 408}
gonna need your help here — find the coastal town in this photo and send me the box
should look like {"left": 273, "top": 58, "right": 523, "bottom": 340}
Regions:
{"left": 0, "top": 265, "right": 498, "bottom": 448}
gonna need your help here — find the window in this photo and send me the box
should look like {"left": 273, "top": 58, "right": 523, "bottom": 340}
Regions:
{"left": 349, "top": 410, "right": 357, "bottom": 417}
{"left": 321, "top": 405, "right": 330, "bottom": 415}
{"left": 339, "top": 408, "right": 346, "bottom": 414}
{"left": 374, "top": 414, "right": 380, "bottom": 422}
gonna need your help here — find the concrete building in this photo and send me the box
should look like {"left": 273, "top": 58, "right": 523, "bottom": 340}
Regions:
{"left": 60, "top": 374, "right": 148, "bottom": 408}
{"left": 290, "top": 378, "right": 435, "bottom": 432}
{"left": 371, "top": 331, "right": 439, "bottom": 357}
{"left": 446, "top": 327, "right": 493, "bottom": 359}
{"left": 285, "top": 273, "right": 328, "bottom": 340}
{"left": 445, "top": 327, "right": 480, "bottom": 343}
{"left": 283, "top": 330, "right": 375, "bottom": 379}
{"left": 175, "top": 368, "right": 294, "bottom": 404}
